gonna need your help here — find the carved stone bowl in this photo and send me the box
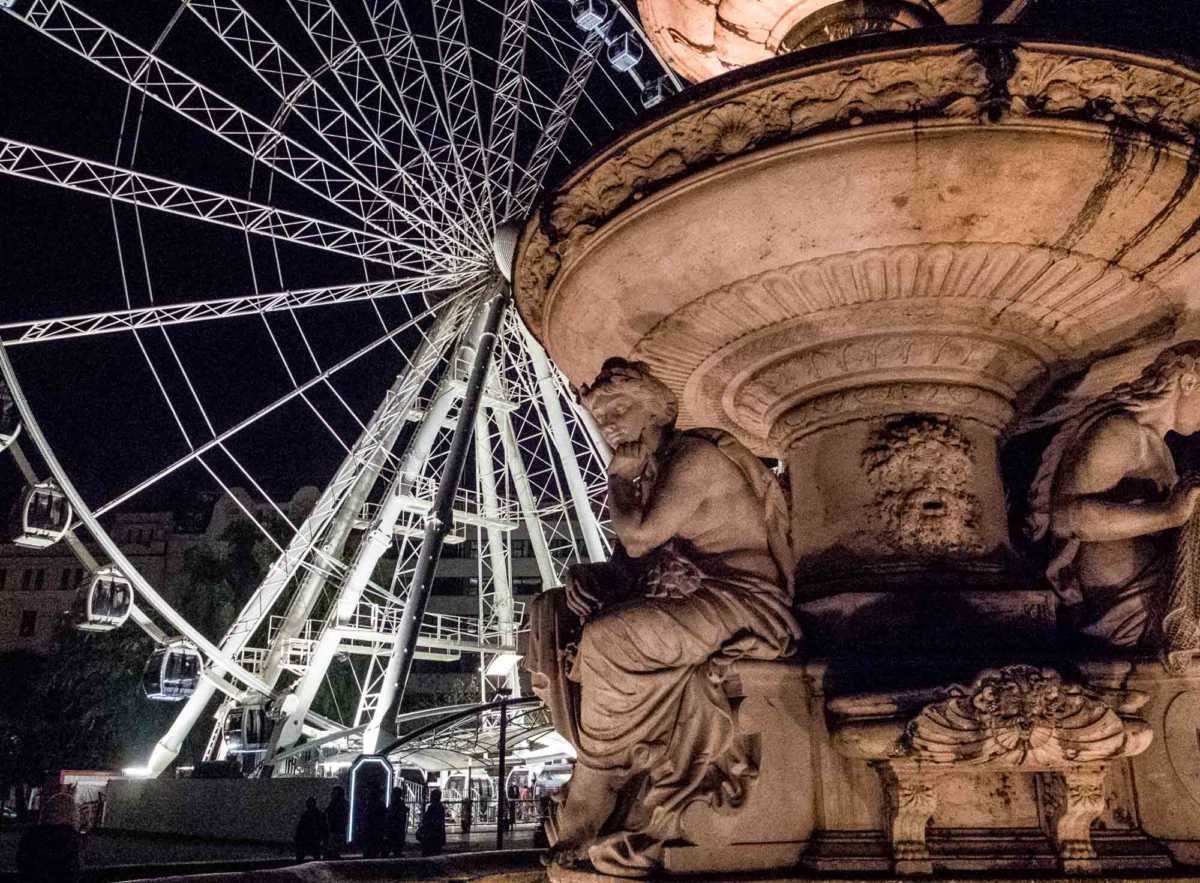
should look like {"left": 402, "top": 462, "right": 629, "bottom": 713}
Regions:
{"left": 514, "top": 28, "right": 1200, "bottom": 580}
{"left": 636, "top": 0, "right": 1034, "bottom": 84}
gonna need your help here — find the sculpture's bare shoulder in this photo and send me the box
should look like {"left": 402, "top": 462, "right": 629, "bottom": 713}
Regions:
{"left": 1057, "top": 412, "right": 1148, "bottom": 496}
{"left": 671, "top": 434, "right": 747, "bottom": 490}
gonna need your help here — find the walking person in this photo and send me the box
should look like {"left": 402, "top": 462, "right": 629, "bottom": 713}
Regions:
{"left": 385, "top": 789, "right": 408, "bottom": 856}
{"left": 324, "top": 786, "right": 349, "bottom": 859}
{"left": 293, "top": 796, "right": 328, "bottom": 863}
{"left": 416, "top": 788, "right": 447, "bottom": 856}
{"left": 358, "top": 784, "right": 388, "bottom": 859}
{"left": 460, "top": 794, "right": 473, "bottom": 836}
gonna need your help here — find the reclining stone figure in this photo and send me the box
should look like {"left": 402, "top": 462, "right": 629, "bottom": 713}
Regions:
{"left": 523, "top": 357, "right": 801, "bottom": 877}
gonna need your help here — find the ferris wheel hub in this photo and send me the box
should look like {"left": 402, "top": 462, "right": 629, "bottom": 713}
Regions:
{"left": 493, "top": 222, "right": 521, "bottom": 283}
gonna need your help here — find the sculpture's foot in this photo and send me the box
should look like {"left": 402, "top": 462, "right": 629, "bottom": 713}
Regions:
{"left": 542, "top": 840, "right": 592, "bottom": 869}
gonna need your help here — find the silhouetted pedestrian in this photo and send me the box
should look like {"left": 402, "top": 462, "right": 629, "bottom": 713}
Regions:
{"left": 294, "top": 796, "right": 328, "bottom": 862}
{"left": 325, "top": 785, "right": 349, "bottom": 858}
{"left": 16, "top": 792, "right": 82, "bottom": 883}
{"left": 385, "top": 789, "right": 408, "bottom": 857}
{"left": 359, "top": 784, "right": 388, "bottom": 859}
{"left": 460, "top": 795, "right": 473, "bottom": 836}
{"left": 416, "top": 788, "right": 446, "bottom": 856}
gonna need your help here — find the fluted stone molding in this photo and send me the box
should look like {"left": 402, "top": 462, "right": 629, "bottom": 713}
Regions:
{"left": 515, "top": 36, "right": 1200, "bottom": 417}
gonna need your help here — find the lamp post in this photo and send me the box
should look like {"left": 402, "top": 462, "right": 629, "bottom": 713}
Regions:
{"left": 495, "top": 686, "right": 512, "bottom": 850}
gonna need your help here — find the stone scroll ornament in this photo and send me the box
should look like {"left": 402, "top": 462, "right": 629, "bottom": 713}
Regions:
{"left": 901, "top": 665, "right": 1145, "bottom": 765}
{"left": 522, "top": 358, "right": 801, "bottom": 878}
{"left": 1027, "top": 341, "right": 1200, "bottom": 666}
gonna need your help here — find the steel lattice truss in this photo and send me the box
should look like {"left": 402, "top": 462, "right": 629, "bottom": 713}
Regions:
{"left": 0, "top": 0, "right": 669, "bottom": 775}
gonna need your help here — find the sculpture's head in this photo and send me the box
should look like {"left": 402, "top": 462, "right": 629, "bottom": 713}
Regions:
{"left": 1122, "top": 341, "right": 1200, "bottom": 436}
{"left": 581, "top": 358, "right": 678, "bottom": 448}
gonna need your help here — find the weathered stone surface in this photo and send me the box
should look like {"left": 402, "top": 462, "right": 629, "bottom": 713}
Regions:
{"left": 516, "top": 36, "right": 1200, "bottom": 439}
{"left": 825, "top": 664, "right": 1166, "bottom": 875}
{"left": 515, "top": 23, "right": 1200, "bottom": 882}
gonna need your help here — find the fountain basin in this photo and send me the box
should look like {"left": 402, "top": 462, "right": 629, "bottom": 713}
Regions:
{"left": 516, "top": 30, "right": 1200, "bottom": 581}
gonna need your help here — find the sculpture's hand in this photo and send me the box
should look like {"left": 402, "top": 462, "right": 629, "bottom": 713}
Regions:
{"left": 1169, "top": 479, "right": 1200, "bottom": 527}
{"left": 565, "top": 574, "right": 602, "bottom": 620}
{"left": 609, "top": 440, "right": 649, "bottom": 481}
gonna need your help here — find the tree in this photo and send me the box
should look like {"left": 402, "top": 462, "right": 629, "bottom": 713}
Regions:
{"left": 173, "top": 515, "right": 286, "bottom": 642}
{"left": 0, "top": 630, "right": 177, "bottom": 797}
{"left": 0, "top": 511, "right": 290, "bottom": 790}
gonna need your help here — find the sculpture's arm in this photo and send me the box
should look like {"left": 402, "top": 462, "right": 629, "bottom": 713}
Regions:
{"left": 609, "top": 441, "right": 715, "bottom": 557}
{"left": 1052, "top": 418, "right": 1198, "bottom": 542}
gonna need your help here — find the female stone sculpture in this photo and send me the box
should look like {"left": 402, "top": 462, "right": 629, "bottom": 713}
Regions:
{"left": 524, "top": 358, "right": 800, "bottom": 877}
{"left": 1029, "top": 341, "right": 1200, "bottom": 659}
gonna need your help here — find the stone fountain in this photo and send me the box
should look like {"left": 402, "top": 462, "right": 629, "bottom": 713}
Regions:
{"left": 514, "top": 2, "right": 1200, "bottom": 877}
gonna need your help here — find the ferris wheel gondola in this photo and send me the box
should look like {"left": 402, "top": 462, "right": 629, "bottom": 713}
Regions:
{"left": 143, "top": 638, "right": 203, "bottom": 702}
{"left": 71, "top": 565, "right": 133, "bottom": 632}
{"left": 14, "top": 480, "right": 71, "bottom": 548}
{"left": 223, "top": 704, "right": 274, "bottom": 754}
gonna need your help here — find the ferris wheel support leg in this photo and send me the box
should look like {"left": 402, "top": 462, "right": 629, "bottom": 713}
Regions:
{"left": 145, "top": 679, "right": 219, "bottom": 776}
{"left": 362, "top": 281, "right": 511, "bottom": 754}
{"left": 256, "top": 317, "right": 458, "bottom": 693}
{"left": 473, "top": 407, "right": 517, "bottom": 699}
{"left": 523, "top": 330, "right": 608, "bottom": 563}
{"left": 263, "top": 332, "right": 464, "bottom": 766}
{"left": 263, "top": 627, "right": 345, "bottom": 761}
{"left": 496, "top": 410, "right": 559, "bottom": 587}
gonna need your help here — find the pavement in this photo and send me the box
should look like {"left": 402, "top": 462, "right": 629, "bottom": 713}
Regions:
{"left": 0, "top": 821, "right": 540, "bottom": 879}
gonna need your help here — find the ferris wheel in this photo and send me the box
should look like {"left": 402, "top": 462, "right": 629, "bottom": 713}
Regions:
{"left": 0, "top": 0, "right": 678, "bottom": 776}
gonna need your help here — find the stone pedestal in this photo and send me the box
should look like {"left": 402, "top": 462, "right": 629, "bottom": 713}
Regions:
{"left": 546, "top": 657, "right": 1190, "bottom": 880}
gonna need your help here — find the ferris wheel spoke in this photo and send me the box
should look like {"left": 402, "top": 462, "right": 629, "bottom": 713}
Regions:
{"left": 362, "top": 0, "right": 492, "bottom": 235}
{"left": 5, "top": 1, "right": 434, "bottom": 245}
{"left": 89, "top": 283, "right": 476, "bottom": 523}
{"left": 285, "top": 0, "right": 485, "bottom": 245}
{"left": 487, "top": 0, "right": 533, "bottom": 222}
{"left": 426, "top": 0, "right": 495, "bottom": 225}
{"left": 511, "top": 25, "right": 604, "bottom": 216}
{"left": 0, "top": 138, "right": 458, "bottom": 271}
{"left": 0, "top": 275, "right": 469, "bottom": 345}
{"left": 181, "top": 0, "right": 452, "bottom": 244}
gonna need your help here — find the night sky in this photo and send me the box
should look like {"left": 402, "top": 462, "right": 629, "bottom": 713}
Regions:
{"left": 1, "top": 0, "right": 1199, "bottom": 529}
